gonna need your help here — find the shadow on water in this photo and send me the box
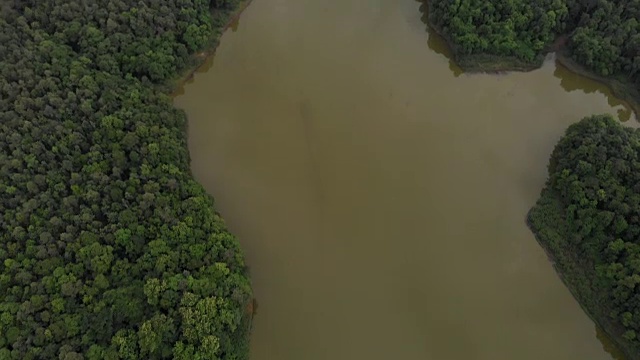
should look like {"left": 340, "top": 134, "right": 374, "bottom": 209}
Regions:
{"left": 596, "top": 325, "right": 627, "bottom": 360}
{"left": 172, "top": 54, "right": 217, "bottom": 97}
{"left": 172, "top": 6, "right": 247, "bottom": 97}
{"left": 411, "top": 1, "right": 632, "bottom": 357}
{"left": 229, "top": 13, "right": 241, "bottom": 32}
{"left": 553, "top": 60, "right": 634, "bottom": 122}
{"left": 414, "top": 0, "right": 463, "bottom": 77}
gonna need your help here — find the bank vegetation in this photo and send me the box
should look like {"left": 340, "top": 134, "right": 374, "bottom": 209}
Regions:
{"left": 426, "top": 0, "right": 640, "bottom": 358}
{"left": 427, "top": 0, "right": 640, "bottom": 114}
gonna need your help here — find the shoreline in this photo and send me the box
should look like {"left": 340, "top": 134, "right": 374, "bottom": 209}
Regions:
{"left": 423, "top": 0, "right": 639, "bottom": 357}
{"left": 425, "top": 7, "right": 543, "bottom": 74}
{"left": 423, "top": 1, "right": 640, "bottom": 118}
{"left": 554, "top": 50, "right": 640, "bottom": 119}
{"left": 527, "top": 190, "right": 635, "bottom": 360}
{"left": 424, "top": 0, "right": 543, "bottom": 74}
{"left": 168, "top": 0, "right": 258, "bottom": 345}
{"left": 164, "top": 0, "right": 255, "bottom": 95}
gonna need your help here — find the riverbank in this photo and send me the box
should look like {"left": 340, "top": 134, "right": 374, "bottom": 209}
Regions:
{"left": 528, "top": 189, "right": 635, "bottom": 360}
{"left": 422, "top": 1, "right": 640, "bottom": 357}
{"left": 422, "top": 1, "right": 640, "bottom": 118}
{"left": 162, "top": 0, "right": 255, "bottom": 94}
{"left": 554, "top": 50, "right": 640, "bottom": 119}
{"left": 424, "top": 5, "right": 544, "bottom": 74}
{"left": 169, "top": 0, "right": 258, "bottom": 348}
{"left": 172, "top": 1, "right": 258, "bottom": 354}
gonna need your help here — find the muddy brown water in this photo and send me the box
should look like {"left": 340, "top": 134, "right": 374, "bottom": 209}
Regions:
{"left": 174, "top": 1, "right": 637, "bottom": 359}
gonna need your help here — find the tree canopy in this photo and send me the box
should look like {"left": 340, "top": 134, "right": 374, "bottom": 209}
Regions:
{"left": 429, "top": 0, "right": 568, "bottom": 62}
{"left": 430, "top": 0, "right": 640, "bottom": 86}
{"left": 528, "top": 115, "right": 640, "bottom": 357}
{"left": 0, "top": 0, "right": 252, "bottom": 359}
{"left": 567, "top": 0, "right": 640, "bottom": 83}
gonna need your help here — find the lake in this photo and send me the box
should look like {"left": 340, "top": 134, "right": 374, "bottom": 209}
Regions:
{"left": 174, "top": 0, "right": 636, "bottom": 358}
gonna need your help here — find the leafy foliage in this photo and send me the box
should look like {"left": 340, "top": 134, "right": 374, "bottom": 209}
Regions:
{"left": 429, "top": 0, "right": 568, "bottom": 61}
{"left": 567, "top": 0, "right": 640, "bottom": 85}
{"left": 430, "top": 0, "right": 640, "bottom": 86}
{"left": 0, "top": 0, "right": 251, "bottom": 359}
{"left": 529, "top": 115, "right": 640, "bottom": 355}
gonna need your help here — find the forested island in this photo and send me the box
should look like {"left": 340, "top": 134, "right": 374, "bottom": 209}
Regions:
{"left": 428, "top": 0, "right": 640, "bottom": 114}
{"left": 0, "top": 0, "right": 252, "bottom": 359}
{"left": 426, "top": 0, "right": 640, "bottom": 358}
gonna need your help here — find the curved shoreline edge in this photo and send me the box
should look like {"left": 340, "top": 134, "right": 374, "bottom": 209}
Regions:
{"left": 527, "top": 190, "right": 634, "bottom": 360}
{"left": 423, "top": 1, "right": 640, "bottom": 119}
{"left": 554, "top": 51, "right": 640, "bottom": 120}
{"left": 166, "top": 0, "right": 255, "bottom": 95}
{"left": 168, "top": 0, "right": 258, "bottom": 347}
{"left": 422, "top": 1, "right": 639, "bottom": 359}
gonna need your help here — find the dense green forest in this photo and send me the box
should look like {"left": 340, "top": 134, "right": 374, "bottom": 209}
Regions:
{"left": 429, "top": 0, "right": 640, "bottom": 87}
{"left": 528, "top": 115, "right": 640, "bottom": 357}
{"left": 0, "top": 0, "right": 252, "bottom": 359}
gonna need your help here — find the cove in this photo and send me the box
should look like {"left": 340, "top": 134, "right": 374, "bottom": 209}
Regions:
{"left": 174, "top": 0, "right": 637, "bottom": 358}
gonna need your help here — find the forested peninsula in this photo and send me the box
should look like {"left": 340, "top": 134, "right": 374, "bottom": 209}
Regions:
{"left": 0, "top": 0, "right": 252, "bottom": 359}
{"left": 425, "top": 0, "right": 640, "bottom": 358}
{"left": 427, "top": 0, "right": 640, "bottom": 114}
{"left": 528, "top": 115, "right": 640, "bottom": 358}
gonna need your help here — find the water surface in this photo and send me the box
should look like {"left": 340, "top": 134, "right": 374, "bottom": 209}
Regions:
{"left": 175, "top": 1, "right": 635, "bottom": 359}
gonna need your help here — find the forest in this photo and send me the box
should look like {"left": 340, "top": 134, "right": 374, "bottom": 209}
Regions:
{"left": 528, "top": 115, "right": 640, "bottom": 357}
{"left": 429, "top": 0, "right": 640, "bottom": 88}
{"left": 0, "top": 0, "right": 252, "bottom": 359}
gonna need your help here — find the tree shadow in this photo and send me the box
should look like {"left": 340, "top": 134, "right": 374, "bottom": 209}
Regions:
{"left": 229, "top": 14, "right": 241, "bottom": 32}
{"left": 595, "top": 325, "right": 627, "bottom": 360}
{"left": 553, "top": 60, "right": 634, "bottom": 122}
{"left": 414, "top": 0, "right": 463, "bottom": 77}
{"left": 172, "top": 54, "right": 217, "bottom": 98}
